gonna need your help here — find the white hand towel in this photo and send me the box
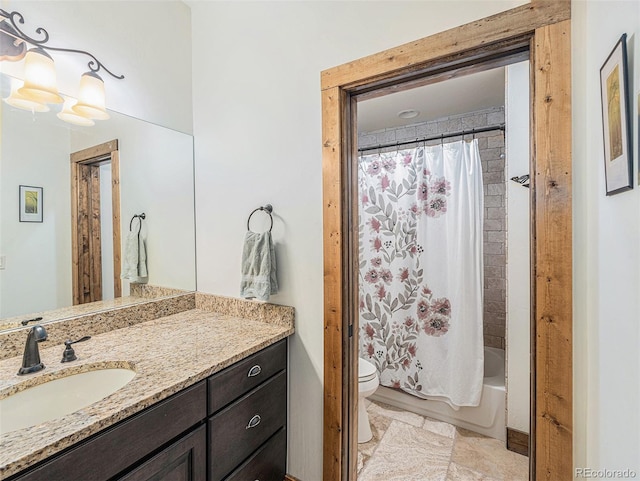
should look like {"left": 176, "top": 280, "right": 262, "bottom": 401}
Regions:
{"left": 240, "top": 231, "right": 278, "bottom": 301}
{"left": 122, "top": 231, "right": 148, "bottom": 282}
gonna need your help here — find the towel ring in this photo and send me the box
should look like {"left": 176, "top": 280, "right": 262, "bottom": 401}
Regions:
{"left": 129, "top": 213, "right": 146, "bottom": 235}
{"left": 247, "top": 204, "right": 273, "bottom": 233}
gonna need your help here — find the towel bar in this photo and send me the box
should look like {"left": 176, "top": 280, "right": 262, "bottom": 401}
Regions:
{"left": 129, "top": 213, "right": 146, "bottom": 234}
{"left": 247, "top": 205, "right": 273, "bottom": 233}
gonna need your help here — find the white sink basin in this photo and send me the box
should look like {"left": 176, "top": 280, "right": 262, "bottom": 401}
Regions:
{"left": 0, "top": 368, "right": 135, "bottom": 435}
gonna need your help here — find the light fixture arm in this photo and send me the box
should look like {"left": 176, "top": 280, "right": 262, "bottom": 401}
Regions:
{"left": 0, "top": 9, "right": 124, "bottom": 80}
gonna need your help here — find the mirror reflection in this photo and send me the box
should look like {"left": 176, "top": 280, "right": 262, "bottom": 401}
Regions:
{"left": 0, "top": 73, "right": 196, "bottom": 330}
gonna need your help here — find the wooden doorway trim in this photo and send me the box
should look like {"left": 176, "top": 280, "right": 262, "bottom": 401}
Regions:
{"left": 321, "top": 2, "right": 572, "bottom": 481}
{"left": 70, "top": 139, "right": 121, "bottom": 304}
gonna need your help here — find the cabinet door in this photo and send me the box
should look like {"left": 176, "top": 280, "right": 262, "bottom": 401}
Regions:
{"left": 224, "top": 428, "right": 286, "bottom": 481}
{"left": 117, "top": 425, "right": 206, "bottom": 481}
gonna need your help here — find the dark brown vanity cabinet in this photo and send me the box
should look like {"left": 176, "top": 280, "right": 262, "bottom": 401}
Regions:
{"left": 9, "top": 339, "right": 287, "bottom": 481}
{"left": 208, "top": 339, "right": 287, "bottom": 481}
{"left": 10, "top": 382, "right": 208, "bottom": 481}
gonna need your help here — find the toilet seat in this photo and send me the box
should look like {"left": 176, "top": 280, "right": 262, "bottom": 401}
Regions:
{"left": 359, "top": 358, "right": 377, "bottom": 383}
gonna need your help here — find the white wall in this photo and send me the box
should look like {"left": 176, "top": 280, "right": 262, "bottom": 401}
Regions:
{"left": 0, "top": 0, "right": 193, "bottom": 134}
{"left": 505, "top": 61, "right": 530, "bottom": 434}
{"left": 190, "top": 2, "right": 528, "bottom": 479}
{"left": 573, "top": 0, "right": 640, "bottom": 475}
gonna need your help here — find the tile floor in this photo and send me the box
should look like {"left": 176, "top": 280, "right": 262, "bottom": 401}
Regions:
{"left": 357, "top": 400, "right": 529, "bottom": 481}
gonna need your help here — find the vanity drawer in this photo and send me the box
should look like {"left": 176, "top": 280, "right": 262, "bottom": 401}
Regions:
{"left": 223, "top": 428, "right": 286, "bottom": 481}
{"left": 208, "top": 371, "right": 287, "bottom": 481}
{"left": 208, "top": 339, "right": 286, "bottom": 414}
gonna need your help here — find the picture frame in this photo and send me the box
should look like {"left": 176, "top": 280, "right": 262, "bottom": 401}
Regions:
{"left": 19, "top": 185, "right": 43, "bottom": 223}
{"left": 600, "top": 33, "right": 633, "bottom": 195}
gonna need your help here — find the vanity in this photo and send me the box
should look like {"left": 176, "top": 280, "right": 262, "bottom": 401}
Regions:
{"left": 0, "top": 293, "right": 294, "bottom": 481}
{"left": 0, "top": 51, "right": 290, "bottom": 481}
{"left": 0, "top": 25, "right": 292, "bottom": 481}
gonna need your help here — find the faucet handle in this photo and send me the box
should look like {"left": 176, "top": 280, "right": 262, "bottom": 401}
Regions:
{"left": 61, "top": 336, "right": 91, "bottom": 363}
{"left": 21, "top": 317, "right": 43, "bottom": 326}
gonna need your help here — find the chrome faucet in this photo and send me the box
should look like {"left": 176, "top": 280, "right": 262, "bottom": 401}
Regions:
{"left": 18, "top": 323, "right": 48, "bottom": 375}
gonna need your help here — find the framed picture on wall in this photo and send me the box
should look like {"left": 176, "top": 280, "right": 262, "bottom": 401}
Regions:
{"left": 19, "top": 185, "right": 43, "bottom": 222}
{"left": 600, "top": 33, "right": 633, "bottom": 195}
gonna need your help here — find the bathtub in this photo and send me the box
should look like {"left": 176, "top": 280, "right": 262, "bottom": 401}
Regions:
{"left": 370, "top": 346, "right": 506, "bottom": 441}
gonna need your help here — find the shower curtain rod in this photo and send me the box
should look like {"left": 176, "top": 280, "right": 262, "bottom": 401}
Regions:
{"left": 358, "top": 123, "right": 505, "bottom": 153}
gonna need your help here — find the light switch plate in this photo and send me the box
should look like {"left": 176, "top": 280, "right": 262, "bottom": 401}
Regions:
{"left": 0, "top": 255, "right": 5, "bottom": 270}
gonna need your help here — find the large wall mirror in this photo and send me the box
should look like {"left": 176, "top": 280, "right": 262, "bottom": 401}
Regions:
{"left": 0, "top": 72, "right": 196, "bottom": 330}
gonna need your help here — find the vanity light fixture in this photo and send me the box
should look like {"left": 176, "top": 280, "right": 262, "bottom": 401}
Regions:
{"left": 0, "top": 8, "right": 123, "bottom": 124}
{"left": 4, "top": 77, "right": 50, "bottom": 112}
{"left": 19, "top": 47, "right": 63, "bottom": 105}
{"left": 74, "top": 71, "right": 110, "bottom": 120}
{"left": 57, "top": 96, "right": 95, "bottom": 127}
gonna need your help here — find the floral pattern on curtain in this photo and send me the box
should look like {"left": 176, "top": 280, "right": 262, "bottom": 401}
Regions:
{"left": 358, "top": 141, "right": 484, "bottom": 407}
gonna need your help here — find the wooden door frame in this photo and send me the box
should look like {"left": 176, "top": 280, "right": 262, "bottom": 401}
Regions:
{"left": 321, "top": 2, "right": 572, "bottom": 480}
{"left": 71, "top": 139, "right": 122, "bottom": 304}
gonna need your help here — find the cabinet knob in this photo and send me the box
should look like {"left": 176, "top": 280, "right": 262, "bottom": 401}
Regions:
{"left": 247, "top": 365, "right": 262, "bottom": 377}
{"left": 246, "top": 414, "right": 261, "bottom": 429}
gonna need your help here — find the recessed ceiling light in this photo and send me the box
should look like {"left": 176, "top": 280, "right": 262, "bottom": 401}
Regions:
{"left": 397, "top": 109, "right": 420, "bottom": 119}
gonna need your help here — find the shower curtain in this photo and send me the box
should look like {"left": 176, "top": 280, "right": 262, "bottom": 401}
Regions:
{"left": 358, "top": 140, "right": 484, "bottom": 407}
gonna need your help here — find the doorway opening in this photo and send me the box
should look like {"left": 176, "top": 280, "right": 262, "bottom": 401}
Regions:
{"left": 355, "top": 61, "right": 530, "bottom": 480}
{"left": 321, "top": 5, "right": 572, "bottom": 481}
{"left": 70, "top": 139, "right": 121, "bottom": 305}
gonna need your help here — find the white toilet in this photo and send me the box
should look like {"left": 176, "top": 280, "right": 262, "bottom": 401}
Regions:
{"left": 358, "top": 358, "right": 380, "bottom": 443}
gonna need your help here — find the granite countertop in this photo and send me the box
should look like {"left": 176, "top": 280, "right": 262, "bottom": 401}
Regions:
{"left": 0, "top": 306, "right": 294, "bottom": 479}
{"left": 0, "top": 295, "right": 152, "bottom": 331}
{"left": 0, "top": 285, "right": 189, "bottom": 332}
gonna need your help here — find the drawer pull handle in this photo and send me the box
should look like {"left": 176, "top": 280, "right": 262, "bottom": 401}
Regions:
{"left": 247, "top": 365, "right": 262, "bottom": 377}
{"left": 246, "top": 414, "right": 261, "bottom": 429}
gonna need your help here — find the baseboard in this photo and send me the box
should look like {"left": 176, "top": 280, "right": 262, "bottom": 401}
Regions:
{"left": 285, "top": 475, "right": 301, "bottom": 481}
{"left": 506, "top": 427, "right": 529, "bottom": 457}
